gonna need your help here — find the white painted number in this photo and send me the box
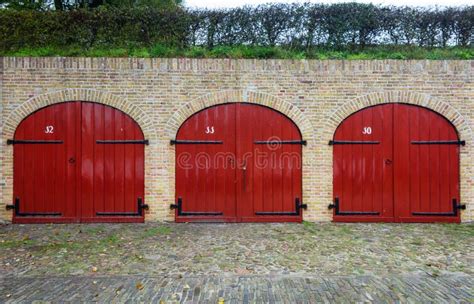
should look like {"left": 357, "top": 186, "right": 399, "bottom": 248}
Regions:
{"left": 45, "top": 125, "right": 54, "bottom": 134}
{"left": 205, "top": 126, "right": 215, "bottom": 134}
{"left": 362, "top": 127, "right": 372, "bottom": 135}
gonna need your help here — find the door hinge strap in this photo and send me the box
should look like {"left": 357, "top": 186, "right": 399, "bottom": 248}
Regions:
{"left": 328, "top": 197, "right": 380, "bottom": 215}
{"left": 254, "top": 140, "right": 307, "bottom": 146}
{"left": 412, "top": 199, "right": 465, "bottom": 217}
{"left": 329, "top": 140, "right": 380, "bottom": 145}
{"left": 7, "top": 197, "right": 62, "bottom": 216}
{"left": 96, "top": 197, "right": 149, "bottom": 216}
{"left": 7, "top": 139, "right": 63, "bottom": 145}
{"left": 170, "top": 197, "right": 223, "bottom": 216}
{"left": 255, "top": 198, "right": 307, "bottom": 216}
{"left": 411, "top": 140, "right": 465, "bottom": 146}
{"left": 170, "top": 140, "right": 223, "bottom": 145}
{"left": 96, "top": 140, "right": 149, "bottom": 145}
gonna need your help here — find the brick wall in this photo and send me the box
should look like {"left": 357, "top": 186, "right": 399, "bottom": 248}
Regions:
{"left": 1, "top": 57, "right": 473, "bottom": 222}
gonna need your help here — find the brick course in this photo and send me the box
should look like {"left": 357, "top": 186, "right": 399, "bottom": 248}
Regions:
{"left": 1, "top": 57, "right": 472, "bottom": 222}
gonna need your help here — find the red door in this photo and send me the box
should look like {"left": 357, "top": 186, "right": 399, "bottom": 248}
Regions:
{"left": 11, "top": 102, "right": 146, "bottom": 223}
{"left": 332, "top": 104, "right": 462, "bottom": 223}
{"left": 174, "top": 103, "right": 304, "bottom": 223}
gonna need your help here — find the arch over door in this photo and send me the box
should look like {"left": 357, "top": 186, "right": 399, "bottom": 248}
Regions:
{"left": 11, "top": 102, "right": 146, "bottom": 223}
{"left": 332, "top": 103, "right": 462, "bottom": 223}
{"left": 174, "top": 103, "right": 304, "bottom": 223}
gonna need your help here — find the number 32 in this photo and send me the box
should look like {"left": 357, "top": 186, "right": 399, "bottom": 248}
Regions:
{"left": 45, "top": 126, "right": 54, "bottom": 134}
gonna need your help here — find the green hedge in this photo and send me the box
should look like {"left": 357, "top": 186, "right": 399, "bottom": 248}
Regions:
{"left": 1, "top": 4, "right": 473, "bottom": 53}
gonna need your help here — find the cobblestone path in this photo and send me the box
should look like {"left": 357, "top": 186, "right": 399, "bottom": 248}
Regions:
{"left": 1, "top": 273, "right": 473, "bottom": 303}
{"left": 1, "top": 222, "right": 473, "bottom": 302}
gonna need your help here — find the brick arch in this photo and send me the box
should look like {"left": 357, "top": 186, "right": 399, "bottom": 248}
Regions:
{"left": 321, "top": 91, "right": 473, "bottom": 221}
{"left": 165, "top": 89, "right": 314, "bottom": 141}
{"left": 3, "top": 89, "right": 157, "bottom": 140}
{"left": 324, "top": 91, "right": 472, "bottom": 143}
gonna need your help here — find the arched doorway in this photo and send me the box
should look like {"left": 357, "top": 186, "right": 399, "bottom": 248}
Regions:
{"left": 172, "top": 103, "right": 306, "bottom": 222}
{"left": 10, "top": 101, "right": 148, "bottom": 223}
{"left": 330, "top": 103, "right": 464, "bottom": 223}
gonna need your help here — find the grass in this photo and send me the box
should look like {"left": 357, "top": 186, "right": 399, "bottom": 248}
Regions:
{"left": 142, "top": 226, "right": 172, "bottom": 238}
{"left": 2, "top": 45, "right": 473, "bottom": 59}
{"left": 0, "top": 238, "right": 36, "bottom": 249}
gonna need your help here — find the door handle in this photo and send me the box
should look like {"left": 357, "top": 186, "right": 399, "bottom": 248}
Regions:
{"left": 385, "top": 159, "right": 392, "bottom": 165}
{"left": 242, "top": 160, "right": 247, "bottom": 189}
{"left": 68, "top": 157, "right": 76, "bottom": 164}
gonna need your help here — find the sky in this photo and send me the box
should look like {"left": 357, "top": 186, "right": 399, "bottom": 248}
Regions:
{"left": 184, "top": 0, "right": 472, "bottom": 9}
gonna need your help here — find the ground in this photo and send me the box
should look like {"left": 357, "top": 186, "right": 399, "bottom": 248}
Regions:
{"left": 1, "top": 222, "right": 473, "bottom": 302}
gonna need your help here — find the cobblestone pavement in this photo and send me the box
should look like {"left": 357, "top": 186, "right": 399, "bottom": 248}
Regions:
{"left": 1, "top": 273, "right": 473, "bottom": 303}
{"left": 0, "top": 222, "right": 473, "bottom": 302}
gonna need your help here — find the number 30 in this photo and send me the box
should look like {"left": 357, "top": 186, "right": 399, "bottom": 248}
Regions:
{"left": 362, "top": 127, "right": 372, "bottom": 135}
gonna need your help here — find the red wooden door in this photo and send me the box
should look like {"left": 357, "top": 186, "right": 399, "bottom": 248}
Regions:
{"left": 393, "top": 104, "right": 461, "bottom": 223}
{"left": 175, "top": 104, "right": 238, "bottom": 222}
{"left": 237, "top": 104, "right": 303, "bottom": 222}
{"left": 332, "top": 104, "right": 394, "bottom": 222}
{"left": 332, "top": 104, "right": 461, "bottom": 223}
{"left": 81, "top": 102, "right": 146, "bottom": 223}
{"left": 13, "top": 102, "right": 81, "bottom": 223}
{"left": 12, "top": 102, "right": 146, "bottom": 223}
{"left": 174, "top": 103, "right": 303, "bottom": 223}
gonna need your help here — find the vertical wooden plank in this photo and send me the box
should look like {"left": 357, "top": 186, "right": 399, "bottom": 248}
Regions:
{"left": 113, "top": 109, "right": 125, "bottom": 212}
{"left": 428, "top": 111, "right": 441, "bottom": 213}
{"left": 281, "top": 110, "right": 294, "bottom": 213}
{"left": 35, "top": 107, "right": 46, "bottom": 213}
{"left": 13, "top": 115, "right": 25, "bottom": 216}
{"left": 361, "top": 107, "right": 373, "bottom": 213}
{"left": 93, "top": 104, "right": 105, "bottom": 214}
{"left": 408, "top": 107, "right": 420, "bottom": 214}
{"left": 64, "top": 102, "right": 77, "bottom": 219}
{"left": 394, "top": 104, "right": 411, "bottom": 220}
{"left": 252, "top": 106, "right": 264, "bottom": 215}
{"left": 124, "top": 111, "right": 136, "bottom": 213}
{"left": 371, "top": 105, "right": 383, "bottom": 215}
{"left": 438, "top": 117, "right": 450, "bottom": 213}
{"left": 103, "top": 106, "right": 115, "bottom": 214}
{"left": 381, "top": 104, "right": 394, "bottom": 218}
{"left": 81, "top": 102, "right": 94, "bottom": 218}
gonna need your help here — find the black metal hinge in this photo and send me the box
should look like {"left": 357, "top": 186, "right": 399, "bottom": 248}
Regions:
{"left": 329, "top": 140, "right": 380, "bottom": 145}
{"left": 7, "top": 139, "right": 63, "bottom": 145}
{"left": 96, "top": 140, "right": 149, "bottom": 145}
{"left": 170, "top": 140, "right": 223, "bottom": 145}
{"left": 96, "top": 197, "right": 149, "bottom": 216}
{"left": 7, "top": 197, "right": 62, "bottom": 217}
{"left": 411, "top": 140, "right": 465, "bottom": 146}
{"left": 255, "top": 198, "right": 307, "bottom": 216}
{"left": 170, "top": 197, "right": 223, "bottom": 216}
{"left": 328, "top": 197, "right": 380, "bottom": 216}
{"left": 254, "top": 140, "right": 307, "bottom": 146}
{"left": 412, "top": 199, "right": 465, "bottom": 217}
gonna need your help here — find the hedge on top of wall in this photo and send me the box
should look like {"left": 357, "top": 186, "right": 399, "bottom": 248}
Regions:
{"left": 0, "top": 4, "right": 473, "bottom": 52}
